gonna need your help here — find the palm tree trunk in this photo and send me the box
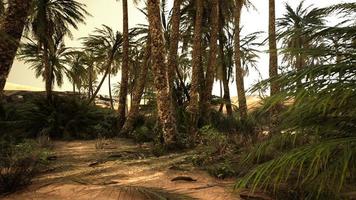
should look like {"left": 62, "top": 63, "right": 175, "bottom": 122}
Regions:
{"left": 269, "top": 0, "right": 279, "bottom": 96}
{"left": 88, "top": 65, "right": 93, "bottom": 99}
{"left": 147, "top": 0, "right": 178, "bottom": 147}
{"left": 167, "top": 0, "right": 182, "bottom": 89}
{"left": 187, "top": 0, "right": 204, "bottom": 133}
{"left": 219, "top": 80, "right": 224, "bottom": 113}
{"left": 117, "top": 0, "right": 129, "bottom": 129}
{"left": 88, "top": 52, "right": 114, "bottom": 104}
{"left": 43, "top": 43, "right": 53, "bottom": 102}
{"left": 234, "top": 0, "right": 247, "bottom": 119}
{"left": 0, "top": 0, "right": 32, "bottom": 93}
{"left": 201, "top": 0, "right": 219, "bottom": 122}
{"left": 219, "top": 35, "right": 233, "bottom": 116}
{"left": 73, "top": 82, "right": 76, "bottom": 93}
{"left": 108, "top": 67, "right": 114, "bottom": 110}
{"left": 120, "top": 39, "right": 151, "bottom": 136}
{"left": 269, "top": 0, "right": 280, "bottom": 135}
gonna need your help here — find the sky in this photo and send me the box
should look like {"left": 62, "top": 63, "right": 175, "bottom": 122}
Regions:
{"left": 7, "top": 0, "right": 354, "bottom": 97}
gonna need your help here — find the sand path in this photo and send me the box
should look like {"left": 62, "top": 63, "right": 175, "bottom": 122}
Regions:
{"left": 3, "top": 139, "right": 240, "bottom": 200}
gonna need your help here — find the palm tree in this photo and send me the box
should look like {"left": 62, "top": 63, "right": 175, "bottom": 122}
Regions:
{"left": 234, "top": 0, "right": 250, "bottom": 120}
{"left": 269, "top": 0, "right": 278, "bottom": 96}
{"left": 83, "top": 51, "right": 97, "bottom": 99}
{"left": 147, "top": 0, "right": 178, "bottom": 147}
{"left": 66, "top": 51, "right": 87, "bottom": 94}
{"left": 18, "top": 35, "right": 70, "bottom": 90}
{"left": 167, "top": 0, "right": 182, "bottom": 90}
{"left": 187, "top": 0, "right": 204, "bottom": 133}
{"left": 120, "top": 39, "right": 151, "bottom": 136}
{"left": 0, "top": 0, "right": 33, "bottom": 93}
{"left": 278, "top": 1, "right": 326, "bottom": 71}
{"left": 268, "top": 0, "right": 279, "bottom": 135}
{"left": 117, "top": 0, "right": 130, "bottom": 129}
{"left": 201, "top": 0, "right": 219, "bottom": 122}
{"left": 216, "top": 1, "right": 235, "bottom": 116}
{"left": 82, "top": 25, "right": 123, "bottom": 104}
{"left": 27, "top": 0, "right": 87, "bottom": 101}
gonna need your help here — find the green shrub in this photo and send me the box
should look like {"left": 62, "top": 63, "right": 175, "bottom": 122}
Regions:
{"left": 0, "top": 95, "right": 117, "bottom": 140}
{"left": 0, "top": 139, "right": 50, "bottom": 194}
{"left": 207, "top": 161, "right": 236, "bottom": 179}
{"left": 209, "top": 110, "right": 238, "bottom": 133}
{"left": 191, "top": 126, "right": 236, "bottom": 174}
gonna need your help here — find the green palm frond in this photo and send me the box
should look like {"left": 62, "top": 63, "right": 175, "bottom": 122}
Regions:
{"left": 236, "top": 138, "right": 356, "bottom": 199}
{"left": 238, "top": 3, "right": 356, "bottom": 199}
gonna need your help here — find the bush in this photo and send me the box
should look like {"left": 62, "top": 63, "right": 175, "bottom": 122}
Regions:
{"left": 0, "top": 139, "right": 50, "bottom": 194}
{"left": 191, "top": 126, "right": 237, "bottom": 177}
{"left": 209, "top": 110, "right": 238, "bottom": 133}
{"left": 207, "top": 161, "right": 236, "bottom": 179}
{"left": 0, "top": 95, "right": 117, "bottom": 140}
{"left": 131, "top": 114, "right": 157, "bottom": 143}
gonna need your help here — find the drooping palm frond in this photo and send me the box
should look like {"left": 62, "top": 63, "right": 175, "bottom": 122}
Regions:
{"left": 236, "top": 3, "right": 356, "bottom": 199}
{"left": 237, "top": 138, "right": 356, "bottom": 199}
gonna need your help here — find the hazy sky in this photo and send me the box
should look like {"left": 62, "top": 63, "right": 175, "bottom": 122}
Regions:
{"left": 7, "top": 0, "right": 353, "bottom": 96}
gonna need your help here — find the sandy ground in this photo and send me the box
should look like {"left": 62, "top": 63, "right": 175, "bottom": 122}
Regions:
{"left": 3, "top": 139, "right": 241, "bottom": 200}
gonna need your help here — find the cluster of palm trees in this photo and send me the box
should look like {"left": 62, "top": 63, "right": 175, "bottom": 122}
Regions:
{"left": 1, "top": 0, "right": 353, "bottom": 147}
{"left": 0, "top": 0, "right": 286, "bottom": 146}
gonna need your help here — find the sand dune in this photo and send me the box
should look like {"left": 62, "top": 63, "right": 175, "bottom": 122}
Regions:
{"left": 4, "top": 82, "right": 43, "bottom": 91}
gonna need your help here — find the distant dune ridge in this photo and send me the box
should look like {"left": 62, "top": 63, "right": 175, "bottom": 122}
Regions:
{"left": 4, "top": 82, "right": 42, "bottom": 91}
{"left": 4, "top": 82, "right": 262, "bottom": 109}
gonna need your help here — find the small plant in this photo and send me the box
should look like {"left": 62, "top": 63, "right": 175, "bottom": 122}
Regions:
{"left": 207, "top": 161, "right": 236, "bottom": 179}
{"left": 37, "top": 130, "right": 53, "bottom": 148}
{"left": 95, "top": 133, "right": 106, "bottom": 149}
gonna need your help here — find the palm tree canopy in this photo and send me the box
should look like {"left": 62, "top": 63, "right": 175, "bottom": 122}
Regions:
{"left": 27, "top": 0, "right": 89, "bottom": 47}
{"left": 18, "top": 35, "right": 71, "bottom": 87}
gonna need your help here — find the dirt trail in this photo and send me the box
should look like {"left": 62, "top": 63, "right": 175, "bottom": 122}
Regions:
{"left": 3, "top": 139, "right": 240, "bottom": 200}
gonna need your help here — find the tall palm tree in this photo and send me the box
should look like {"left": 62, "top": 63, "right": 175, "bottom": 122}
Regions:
{"left": 117, "top": 0, "right": 130, "bottom": 129}
{"left": 66, "top": 51, "right": 87, "bottom": 94}
{"left": 0, "top": 0, "right": 33, "bottom": 93}
{"left": 201, "top": 0, "right": 219, "bottom": 122}
{"left": 167, "top": 0, "right": 182, "bottom": 90}
{"left": 268, "top": 0, "right": 279, "bottom": 135}
{"left": 278, "top": 1, "right": 326, "bottom": 71}
{"left": 234, "top": 0, "right": 249, "bottom": 120}
{"left": 269, "top": 0, "right": 278, "bottom": 96}
{"left": 120, "top": 39, "right": 151, "bottom": 136}
{"left": 82, "top": 25, "right": 123, "bottom": 104}
{"left": 82, "top": 51, "right": 97, "bottom": 99}
{"left": 147, "top": 0, "right": 178, "bottom": 147}
{"left": 216, "top": 0, "right": 235, "bottom": 116}
{"left": 27, "top": 0, "right": 87, "bottom": 101}
{"left": 18, "top": 35, "right": 70, "bottom": 90}
{"left": 187, "top": 0, "right": 203, "bottom": 133}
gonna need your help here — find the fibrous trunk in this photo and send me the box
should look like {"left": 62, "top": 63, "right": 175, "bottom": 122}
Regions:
{"left": 187, "top": 0, "right": 204, "bottom": 133}
{"left": 118, "top": 0, "right": 129, "bottom": 129}
{"left": 147, "top": 0, "right": 178, "bottom": 147}
{"left": 120, "top": 39, "right": 151, "bottom": 136}
{"left": 234, "top": 0, "right": 247, "bottom": 119}
{"left": 201, "top": 0, "right": 219, "bottom": 122}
